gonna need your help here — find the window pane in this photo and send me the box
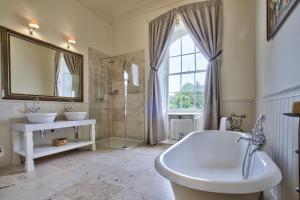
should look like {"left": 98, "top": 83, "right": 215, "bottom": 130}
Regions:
{"left": 195, "top": 91, "right": 204, "bottom": 110}
{"left": 182, "top": 35, "right": 195, "bottom": 54}
{"left": 196, "top": 53, "right": 208, "bottom": 70}
{"left": 169, "top": 75, "right": 180, "bottom": 93}
{"left": 168, "top": 32, "right": 207, "bottom": 112}
{"left": 181, "top": 92, "right": 195, "bottom": 110}
{"left": 195, "top": 72, "right": 205, "bottom": 110}
{"left": 169, "top": 38, "right": 181, "bottom": 57}
{"left": 169, "top": 92, "right": 181, "bottom": 110}
{"left": 195, "top": 72, "right": 206, "bottom": 91}
{"left": 181, "top": 73, "right": 194, "bottom": 92}
{"left": 169, "top": 57, "right": 181, "bottom": 74}
{"left": 182, "top": 54, "right": 195, "bottom": 72}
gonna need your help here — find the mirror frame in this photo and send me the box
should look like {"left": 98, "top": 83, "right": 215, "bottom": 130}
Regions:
{"left": 0, "top": 26, "right": 84, "bottom": 102}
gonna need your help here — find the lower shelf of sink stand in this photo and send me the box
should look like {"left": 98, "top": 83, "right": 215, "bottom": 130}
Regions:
{"left": 15, "top": 140, "right": 92, "bottom": 159}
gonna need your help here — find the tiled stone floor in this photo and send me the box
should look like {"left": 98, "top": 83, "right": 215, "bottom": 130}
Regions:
{"left": 0, "top": 144, "right": 174, "bottom": 200}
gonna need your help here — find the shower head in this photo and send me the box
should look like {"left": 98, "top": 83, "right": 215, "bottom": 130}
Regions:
{"left": 102, "top": 57, "right": 114, "bottom": 63}
{"left": 108, "top": 58, "right": 114, "bottom": 63}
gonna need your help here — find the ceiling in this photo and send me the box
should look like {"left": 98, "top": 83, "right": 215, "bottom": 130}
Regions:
{"left": 74, "top": 0, "right": 168, "bottom": 23}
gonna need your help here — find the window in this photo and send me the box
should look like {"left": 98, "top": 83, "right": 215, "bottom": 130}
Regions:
{"left": 168, "top": 33, "right": 208, "bottom": 112}
{"left": 58, "top": 55, "right": 74, "bottom": 97}
{"left": 62, "top": 72, "right": 73, "bottom": 97}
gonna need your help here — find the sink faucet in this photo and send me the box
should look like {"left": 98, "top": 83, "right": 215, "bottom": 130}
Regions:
{"left": 26, "top": 97, "right": 40, "bottom": 113}
{"left": 237, "top": 114, "right": 266, "bottom": 179}
{"left": 64, "top": 100, "right": 73, "bottom": 112}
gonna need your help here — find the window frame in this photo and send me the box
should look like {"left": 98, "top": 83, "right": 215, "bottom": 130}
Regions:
{"left": 167, "top": 32, "right": 207, "bottom": 113}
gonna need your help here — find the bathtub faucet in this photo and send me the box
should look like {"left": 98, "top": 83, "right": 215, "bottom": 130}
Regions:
{"left": 250, "top": 114, "right": 265, "bottom": 135}
{"left": 251, "top": 114, "right": 266, "bottom": 148}
{"left": 236, "top": 132, "right": 266, "bottom": 148}
{"left": 237, "top": 114, "right": 266, "bottom": 148}
{"left": 237, "top": 114, "right": 266, "bottom": 179}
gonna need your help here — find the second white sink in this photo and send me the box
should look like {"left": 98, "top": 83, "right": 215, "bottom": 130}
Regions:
{"left": 25, "top": 113, "right": 57, "bottom": 124}
{"left": 64, "top": 112, "right": 87, "bottom": 121}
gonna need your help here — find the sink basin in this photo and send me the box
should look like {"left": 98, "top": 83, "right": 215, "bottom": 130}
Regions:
{"left": 64, "top": 112, "right": 87, "bottom": 121}
{"left": 25, "top": 113, "right": 57, "bottom": 124}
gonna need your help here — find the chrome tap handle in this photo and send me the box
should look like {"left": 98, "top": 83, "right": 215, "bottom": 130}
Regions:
{"left": 250, "top": 114, "right": 266, "bottom": 147}
{"left": 252, "top": 133, "right": 266, "bottom": 147}
{"left": 253, "top": 114, "right": 264, "bottom": 130}
{"left": 26, "top": 97, "right": 40, "bottom": 113}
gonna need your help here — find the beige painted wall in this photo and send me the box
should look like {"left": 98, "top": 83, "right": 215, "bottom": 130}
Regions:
{"left": 0, "top": 0, "right": 112, "bottom": 167}
{"left": 0, "top": 0, "right": 113, "bottom": 102}
{"left": 112, "top": 0, "right": 256, "bottom": 131}
{"left": 256, "top": 0, "right": 300, "bottom": 98}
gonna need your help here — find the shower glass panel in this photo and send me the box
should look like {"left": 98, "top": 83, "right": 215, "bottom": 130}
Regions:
{"left": 89, "top": 49, "right": 145, "bottom": 149}
{"left": 89, "top": 53, "right": 110, "bottom": 147}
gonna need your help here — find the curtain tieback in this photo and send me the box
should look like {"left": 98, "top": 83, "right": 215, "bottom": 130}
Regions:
{"left": 150, "top": 65, "right": 158, "bottom": 72}
{"left": 209, "top": 50, "right": 223, "bottom": 62}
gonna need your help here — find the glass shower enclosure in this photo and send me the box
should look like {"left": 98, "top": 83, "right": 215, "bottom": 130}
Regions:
{"left": 89, "top": 51, "right": 145, "bottom": 149}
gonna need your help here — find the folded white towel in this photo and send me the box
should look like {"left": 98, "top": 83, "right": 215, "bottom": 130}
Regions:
{"left": 219, "top": 117, "right": 230, "bottom": 131}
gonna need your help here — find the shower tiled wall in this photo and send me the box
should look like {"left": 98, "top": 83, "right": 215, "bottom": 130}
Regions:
{"left": 89, "top": 48, "right": 145, "bottom": 141}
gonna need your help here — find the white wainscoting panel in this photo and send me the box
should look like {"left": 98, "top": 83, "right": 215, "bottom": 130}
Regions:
{"left": 256, "top": 89, "right": 300, "bottom": 200}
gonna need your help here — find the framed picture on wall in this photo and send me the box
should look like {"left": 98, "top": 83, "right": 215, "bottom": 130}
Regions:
{"left": 267, "top": 0, "right": 299, "bottom": 41}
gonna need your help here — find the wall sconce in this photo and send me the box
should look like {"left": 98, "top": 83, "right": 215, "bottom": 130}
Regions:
{"left": 28, "top": 19, "right": 39, "bottom": 35}
{"left": 67, "top": 36, "right": 76, "bottom": 49}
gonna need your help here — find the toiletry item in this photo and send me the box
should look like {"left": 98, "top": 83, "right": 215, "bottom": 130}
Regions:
{"left": 53, "top": 138, "right": 68, "bottom": 147}
{"left": 292, "top": 101, "right": 300, "bottom": 114}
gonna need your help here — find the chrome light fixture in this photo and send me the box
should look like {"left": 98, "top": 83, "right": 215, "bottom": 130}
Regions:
{"left": 67, "top": 36, "right": 76, "bottom": 49}
{"left": 28, "top": 19, "right": 39, "bottom": 35}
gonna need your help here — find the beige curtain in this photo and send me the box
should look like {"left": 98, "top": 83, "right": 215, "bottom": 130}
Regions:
{"left": 147, "top": 9, "right": 177, "bottom": 145}
{"left": 63, "top": 53, "right": 81, "bottom": 97}
{"left": 54, "top": 51, "right": 61, "bottom": 96}
{"left": 179, "top": 0, "right": 223, "bottom": 130}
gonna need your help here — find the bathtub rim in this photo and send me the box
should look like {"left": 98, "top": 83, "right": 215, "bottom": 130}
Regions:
{"left": 155, "top": 130, "right": 282, "bottom": 194}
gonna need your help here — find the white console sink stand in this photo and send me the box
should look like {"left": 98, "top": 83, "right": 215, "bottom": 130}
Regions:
{"left": 11, "top": 120, "right": 96, "bottom": 172}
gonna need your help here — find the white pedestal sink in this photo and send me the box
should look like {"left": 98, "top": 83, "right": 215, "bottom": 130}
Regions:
{"left": 64, "top": 112, "right": 87, "bottom": 121}
{"left": 25, "top": 113, "right": 57, "bottom": 124}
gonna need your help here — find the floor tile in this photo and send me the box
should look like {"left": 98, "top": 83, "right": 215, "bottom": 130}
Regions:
{"left": 0, "top": 177, "right": 57, "bottom": 200}
{"left": 0, "top": 143, "right": 173, "bottom": 200}
{"left": 62, "top": 179, "right": 123, "bottom": 200}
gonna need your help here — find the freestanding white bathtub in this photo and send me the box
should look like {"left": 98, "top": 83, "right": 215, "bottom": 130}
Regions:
{"left": 155, "top": 131, "right": 282, "bottom": 200}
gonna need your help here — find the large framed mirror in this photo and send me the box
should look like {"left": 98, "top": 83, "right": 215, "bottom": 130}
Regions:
{"left": 0, "top": 26, "right": 83, "bottom": 102}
